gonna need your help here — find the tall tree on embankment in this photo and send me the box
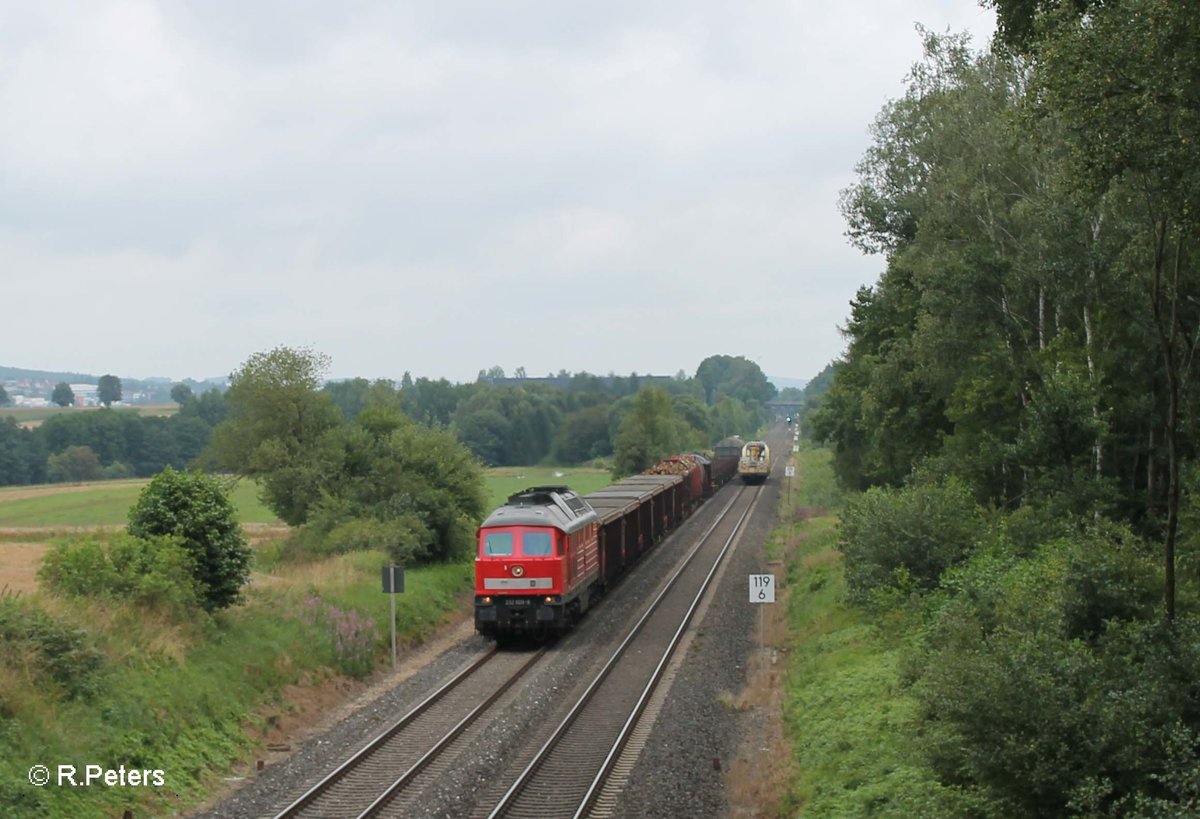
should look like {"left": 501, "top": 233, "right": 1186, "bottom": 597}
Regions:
{"left": 207, "top": 346, "right": 485, "bottom": 562}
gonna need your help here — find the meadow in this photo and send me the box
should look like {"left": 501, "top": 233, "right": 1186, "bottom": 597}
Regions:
{"left": 483, "top": 465, "right": 612, "bottom": 509}
{"left": 0, "top": 466, "right": 614, "bottom": 530}
{"left": 1, "top": 403, "right": 178, "bottom": 426}
{"left": 0, "top": 478, "right": 278, "bottom": 528}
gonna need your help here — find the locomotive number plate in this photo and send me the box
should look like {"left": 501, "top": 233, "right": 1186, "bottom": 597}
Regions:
{"left": 506, "top": 599, "right": 530, "bottom": 606}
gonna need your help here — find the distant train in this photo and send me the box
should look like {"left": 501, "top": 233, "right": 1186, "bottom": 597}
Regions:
{"left": 737, "top": 440, "right": 770, "bottom": 484}
{"left": 473, "top": 448, "right": 740, "bottom": 640}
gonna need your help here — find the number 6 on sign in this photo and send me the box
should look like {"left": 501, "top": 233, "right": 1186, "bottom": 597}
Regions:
{"left": 749, "top": 574, "right": 775, "bottom": 603}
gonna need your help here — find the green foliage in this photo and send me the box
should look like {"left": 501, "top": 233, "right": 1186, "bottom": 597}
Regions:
{"left": 838, "top": 479, "right": 982, "bottom": 604}
{"left": 51, "top": 381, "right": 74, "bottom": 407}
{"left": 38, "top": 534, "right": 200, "bottom": 616}
{"left": 0, "top": 417, "right": 46, "bottom": 485}
{"left": 97, "top": 374, "right": 121, "bottom": 407}
{"left": 46, "top": 444, "right": 102, "bottom": 483}
{"left": 208, "top": 346, "right": 343, "bottom": 525}
{"left": 612, "top": 387, "right": 690, "bottom": 477}
{"left": 0, "top": 593, "right": 104, "bottom": 703}
{"left": 287, "top": 406, "right": 487, "bottom": 564}
{"left": 453, "top": 385, "right": 561, "bottom": 465}
{"left": 779, "top": 502, "right": 973, "bottom": 817}
{"left": 170, "top": 383, "right": 193, "bottom": 405}
{"left": 128, "top": 467, "right": 251, "bottom": 611}
{"left": 694, "top": 354, "right": 777, "bottom": 406}
{"left": 553, "top": 404, "right": 613, "bottom": 463}
{"left": 916, "top": 524, "right": 1179, "bottom": 816}
{"left": 0, "top": 556, "right": 471, "bottom": 816}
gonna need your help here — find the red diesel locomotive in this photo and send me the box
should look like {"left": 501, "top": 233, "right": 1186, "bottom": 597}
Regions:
{"left": 474, "top": 451, "right": 736, "bottom": 639}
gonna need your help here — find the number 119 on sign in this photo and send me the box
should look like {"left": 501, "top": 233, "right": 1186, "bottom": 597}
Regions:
{"left": 749, "top": 574, "right": 775, "bottom": 603}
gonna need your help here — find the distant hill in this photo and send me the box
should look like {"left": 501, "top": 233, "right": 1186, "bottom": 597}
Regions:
{"left": 0, "top": 365, "right": 97, "bottom": 383}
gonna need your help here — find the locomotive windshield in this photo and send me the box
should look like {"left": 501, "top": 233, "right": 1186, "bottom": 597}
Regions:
{"left": 522, "top": 531, "right": 554, "bottom": 556}
{"left": 478, "top": 527, "right": 557, "bottom": 558}
{"left": 482, "top": 532, "right": 514, "bottom": 556}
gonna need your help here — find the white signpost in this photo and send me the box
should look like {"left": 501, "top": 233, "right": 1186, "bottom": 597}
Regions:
{"left": 750, "top": 574, "right": 775, "bottom": 651}
{"left": 785, "top": 465, "right": 796, "bottom": 504}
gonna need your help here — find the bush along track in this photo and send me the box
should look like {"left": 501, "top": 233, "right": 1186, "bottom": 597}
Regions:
{"left": 0, "top": 546, "right": 472, "bottom": 817}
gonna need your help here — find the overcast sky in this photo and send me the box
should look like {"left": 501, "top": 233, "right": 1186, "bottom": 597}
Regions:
{"left": 1, "top": 1, "right": 995, "bottom": 385}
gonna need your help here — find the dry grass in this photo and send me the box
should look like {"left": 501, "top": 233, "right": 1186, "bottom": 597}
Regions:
{"left": 0, "top": 542, "right": 48, "bottom": 595}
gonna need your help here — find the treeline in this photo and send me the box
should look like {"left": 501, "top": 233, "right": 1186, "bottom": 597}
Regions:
{"left": 0, "top": 354, "right": 776, "bottom": 487}
{"left": 812, "top": 3, "right": 1200, "bottom": 816}
{"left": 0, "top": 390, "right": 227, "bottom": 485}
{"left": 329, "top": 353, "right": 776, "bottom": 469}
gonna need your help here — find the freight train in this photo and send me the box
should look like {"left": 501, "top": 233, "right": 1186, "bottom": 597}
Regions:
{"left": 474, "top": 448, "right": 740, "bottom": 639}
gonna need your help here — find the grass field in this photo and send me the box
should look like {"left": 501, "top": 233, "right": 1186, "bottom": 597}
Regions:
{"left": 0, "top": 479, "right": 278, "bottom": 527}
{"left": 0, "top": 403, "right": 178, "bottom": 425}
{"left": 483, "top": 466, "right": 613, "bottom": 509}
{"left": 0, "top": 466, "right": 614, "bottom": 529}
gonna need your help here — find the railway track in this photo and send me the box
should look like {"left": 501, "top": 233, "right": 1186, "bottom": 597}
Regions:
{"left": 472, "top": 480, "right": 767, "bottom": 819}
{"left": 273, "top": 645, "right": 546, "bottom": 819}
{"left": 271, "top": 446, "right": 775, "bottom": 819}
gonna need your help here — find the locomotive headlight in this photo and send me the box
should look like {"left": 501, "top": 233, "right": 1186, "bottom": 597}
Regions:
{"left": 481, "top": 596, "right": 493, "bottom": 604}
{"left": 543, "top": 596, "right": 554, "bottom": 604}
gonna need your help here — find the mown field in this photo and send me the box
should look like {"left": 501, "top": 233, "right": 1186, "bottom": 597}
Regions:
{"left": 483, "top": 465, "right": 612, "bottom": 509}
{"left": 0, "top": 466, "right": 614, "bottom": 530}
{"left": 0, "top": 479, "right": 278, "bottom": 528}
{"left": 0, "top": 403, "right": 178, "bottom": 425}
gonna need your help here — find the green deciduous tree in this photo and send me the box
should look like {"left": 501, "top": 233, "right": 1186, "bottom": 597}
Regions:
{"left": 127, "top": 466, "right": 250, "bottom": 611}
{"left": 297, "top": 405, "right": 487, "bottom": 563}
{"left": 612, "top": 387, "right": 688, "bottom": 476}
{"left": 170, "top": 384, "right": 193, "bottom": 405}
{"left": 207, "top": 347, "right": 343, "bottom": 525}
{"left": 51, "top": 382, "right": 74, "bottom": 407}
{"left": 694, "top": 354, "right": 777, "bottom": 406}
{"left": 97, "top": 374, "right": 121, "bottom": 407}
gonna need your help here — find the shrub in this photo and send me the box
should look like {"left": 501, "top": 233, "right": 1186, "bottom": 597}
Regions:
{"left": 0, "top": 593, "right": 104, "bottom": 702}
{"left": 839, "top": 478, "right": 982, "bottom": 604}
{"left": 916, "top": 522, "right": 1184, "bottom": 816}
{"left": 284, "top": 496, "right": 432, "bottom": 565}
{"left": 127, "top": 466, "right": 251, "bottom": 611}
{"left": 38, "top": 534, "right": 200, "bottom": 616}
{"left": 101, "top": 461, "right": 135, "bottom": 480}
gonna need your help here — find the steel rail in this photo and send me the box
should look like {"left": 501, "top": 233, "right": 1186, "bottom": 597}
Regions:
{"left": 274, "top": 647, "right": 500, "bottom": 818}
{"left": 484, "top": 486, "right": 755, "bottom": 819}
{"left": 356, "top": 647, "right": 548, "bottom": 818}
{"left": 574, "top": 487, "right": 762, "bottom": 818}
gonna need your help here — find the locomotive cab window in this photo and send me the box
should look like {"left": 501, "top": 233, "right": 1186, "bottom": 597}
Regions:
{"left": 522, "top": 530, "right": 554, "bottom": 556}
{"left": 482, "top": 532, "right": 514, "bottom": 556}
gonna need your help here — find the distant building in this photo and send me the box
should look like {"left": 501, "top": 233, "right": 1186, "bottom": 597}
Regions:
{"left": 69, "top": 384, "right": 100, "bottom": 407}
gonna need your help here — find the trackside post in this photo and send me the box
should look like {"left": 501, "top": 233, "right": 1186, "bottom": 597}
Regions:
{"left": 382, "top": 566, "right": 405, "bottom": 671}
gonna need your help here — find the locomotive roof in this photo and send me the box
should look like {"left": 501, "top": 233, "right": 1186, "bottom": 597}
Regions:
{"left": 480, "top": 485, "right": 598, "bottom": 533}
